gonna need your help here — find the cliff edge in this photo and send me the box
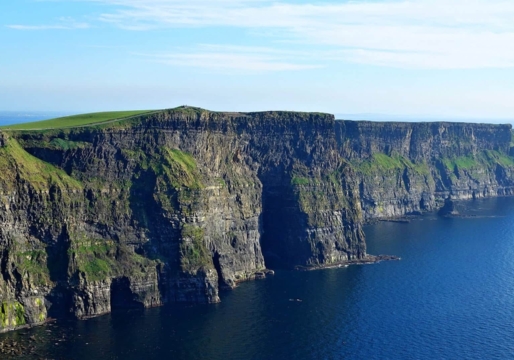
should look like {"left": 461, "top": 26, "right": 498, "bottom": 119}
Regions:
{"left": 0, "top": 107, "right": 512, "bottom": 332}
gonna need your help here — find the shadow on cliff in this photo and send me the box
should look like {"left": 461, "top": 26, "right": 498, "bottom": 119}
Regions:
{"left": 44, "top": 226, "right": 73, "bottom": 319}
{"left": 259, "top": 183, "right": 310, "bottom": 270}
{"left": 110, "top": 277, "right": 145, "bottom": 311}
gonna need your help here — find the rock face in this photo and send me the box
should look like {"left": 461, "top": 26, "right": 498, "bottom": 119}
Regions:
{"left": 336, "top": 120, "right": 514, "bottom": 219}
{"left": 438, "top": 197, "right": 459, "bottom": 217}
{"left": 0, "top": 107, "right": 513, "bottom": 332}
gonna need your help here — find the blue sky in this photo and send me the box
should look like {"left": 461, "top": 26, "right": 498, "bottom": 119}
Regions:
{"left": 2, "top": 0, "right": 514, "bottom": 121}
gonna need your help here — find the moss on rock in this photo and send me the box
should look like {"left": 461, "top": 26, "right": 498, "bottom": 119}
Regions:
{"left": 0, "top": 302, "right": 26, "bottom": 329}
{"left": 179, "top": 224, "right": 212, "bottom": 272}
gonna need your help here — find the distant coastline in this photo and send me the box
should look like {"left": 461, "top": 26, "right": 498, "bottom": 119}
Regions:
{"left": 0, "top": 111, "right": 71, "bottom": 126}
{"left": 335, "top": 113, "right": 514, "bottom": 124}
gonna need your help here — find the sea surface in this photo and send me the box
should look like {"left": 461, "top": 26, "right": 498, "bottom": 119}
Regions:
{"left": 3, "top": 197, "right": 514, "bottom": 359}
{"left": 0, "top": 112, "right": 70, "bottom": 126}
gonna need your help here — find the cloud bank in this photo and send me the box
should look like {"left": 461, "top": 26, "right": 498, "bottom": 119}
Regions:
{"left": 139, "top": 45, "right": 321, "bottom": 72}
{"left": 17, "top": 0, "right": 514, "bottom": 69}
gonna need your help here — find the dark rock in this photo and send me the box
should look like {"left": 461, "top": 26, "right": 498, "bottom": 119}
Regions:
{"left": 0, "top": 107, "right": 512, "bottom": 332}
{"left": 438, "top": 196, "right": 459, "bottom": 216}
{"left": 254, "top": 272, "right": 266, "bottom": 280}
{"left": 337, "top": 120, "right": 514, "bottom": 220}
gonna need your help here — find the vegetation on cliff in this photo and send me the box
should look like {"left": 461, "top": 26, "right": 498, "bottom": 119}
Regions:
{"left": 179, "top": 224, "right": 212, "bottom": 272}
{"left": 0, "top": 302, "right": 25, "bottom": 328}
{"left": 441, "top": 150, "right": 514, "bottom": 171}
{"left": 0, "top": 107, "right": 513, "bottom": 333}
{"left": 351, "top": 153, "right": 430, "bottom": 175}
{"left": 1, "top": 110, "right": 154, "bottom": 130}
{"left": 0, "top": 134, "right": 82, "bottom": 191}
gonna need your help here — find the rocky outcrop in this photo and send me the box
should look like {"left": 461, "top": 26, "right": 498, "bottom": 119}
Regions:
{"left": 0, "top": 107, "right": 513, "bottom": 332}
{"left": 438, "top": 197, "right": 459, "bottom": 217}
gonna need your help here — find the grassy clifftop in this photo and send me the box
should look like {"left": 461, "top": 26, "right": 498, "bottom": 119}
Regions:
{"left": 0, "top": 106, "right": 336, "bottom": 132}
{"left": 1, "top": 110, "right": 155, "bottom": 130}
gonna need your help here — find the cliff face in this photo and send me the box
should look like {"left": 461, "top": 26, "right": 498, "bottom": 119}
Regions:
{"left": 336, "top": 121, "right": 514, "bottom": 219}
{"left": 0, "top": 107, "right": 512, "bottom": 332}
{"left": 0, "top": 108, "right": 365, "bottom": 332}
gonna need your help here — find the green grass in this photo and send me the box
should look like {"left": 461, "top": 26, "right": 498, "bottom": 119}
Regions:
{"left": 291, "top": 176, "right": 310, "bottom": 186}
{"left": 122, "top": 147, "right": 203, "bottom": 190}
{"left": 484, "top": 150, "right": 514, "bottom": 167}
{"left": 0, "top": 135, "right": 83, "bottom": 191}
{"left": 81, "top": 258, "right": 112, "bottom": 281}
{"left": 162, "top": 148, "right": 204, "bottom": 189}
{"left": 1, "top": 110, "right": 154, "bottom": 130}
{"left": 179, "top": 224, "right": 212, "bottom": 272}
{"left": 19, "top": 138, "right": 90, "bottom": 151}
{"left": 69, "top": 240, "right": 117, "bottom": 281}
{"left": 353, "top": 153, "right": 430, "bottom": 175}
{"left": 0, "top": 302, "right": 25, "bottom": 328}
{"left": 167, "top": 149, "right": 197, "bottom": 174}
{"left": 442, "top": 151, "right": 514, "bottom": 171}
{"left": 442, "top": 156, "right": 477, "bottom": 170}
{"left": 15, "top": 250, "right": 51, "bottom": 285}
{"left": 49, "top": 138, "right": 89, "bottom": 150}
{"left": 68, "top": 237, "right": 159, "bottom": 281}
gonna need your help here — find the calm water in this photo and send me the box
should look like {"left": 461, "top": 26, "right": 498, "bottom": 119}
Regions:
{"left": 4, "top": 197, "right": 514, "bottom": 359}
{"left": 0, "top": 112, "right": 70, "bottom": 126}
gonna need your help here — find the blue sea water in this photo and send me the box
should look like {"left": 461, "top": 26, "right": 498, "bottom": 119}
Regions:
{"left": 3, "top": 197, "right": 514, "bottom": 359}
{"left": 0, "top": 112, "right": 70, "bottom": 126}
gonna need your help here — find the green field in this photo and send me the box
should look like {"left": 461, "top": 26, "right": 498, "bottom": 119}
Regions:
{"left": 1, "top": 110, "right": 155, "bottom": 130}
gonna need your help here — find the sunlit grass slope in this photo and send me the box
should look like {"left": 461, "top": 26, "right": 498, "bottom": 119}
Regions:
{"left": 1, "top": 110, "right": 154, "bottom": 130}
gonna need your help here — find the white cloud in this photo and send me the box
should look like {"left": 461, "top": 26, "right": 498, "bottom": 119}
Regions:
{"left": 7, "top": 17, "right": 89, "bottom": 30}
{"left": 137, "top": 45, "right": 321, "bottom": 72}
{"left": 7, "top": 24, "right": 89, "bottom": 30}
{"left": 50, "top": 0, "right": 514, "bottom": 69}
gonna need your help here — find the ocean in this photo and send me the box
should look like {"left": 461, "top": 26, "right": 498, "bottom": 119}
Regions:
{"left": 2, "top": 197, "right": 514, "bottom": 359}
{"left": 0, "top": 112, "right": 70, "bottom": 126}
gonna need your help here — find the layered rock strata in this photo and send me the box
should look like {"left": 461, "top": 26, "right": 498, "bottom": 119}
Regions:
{"left": 336, "top": 121, "right": 514, "bottom": 219}
{"left": 0, "top": 107, "right": 512, "bottom": 332}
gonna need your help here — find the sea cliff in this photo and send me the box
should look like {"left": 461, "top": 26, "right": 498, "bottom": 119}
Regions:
{"left": 0, "top": 107, "right": 512, "bottom": 332}
{"left": 337, "top": 121, "right": 514, "bottom": 219}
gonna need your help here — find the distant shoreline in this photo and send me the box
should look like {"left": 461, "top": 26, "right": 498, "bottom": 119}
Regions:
{"left": 0, "top": 112, "right": 71, "bottom": 126}
{"left": 336, "top": 113, "right": 514, "bottom": 124}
